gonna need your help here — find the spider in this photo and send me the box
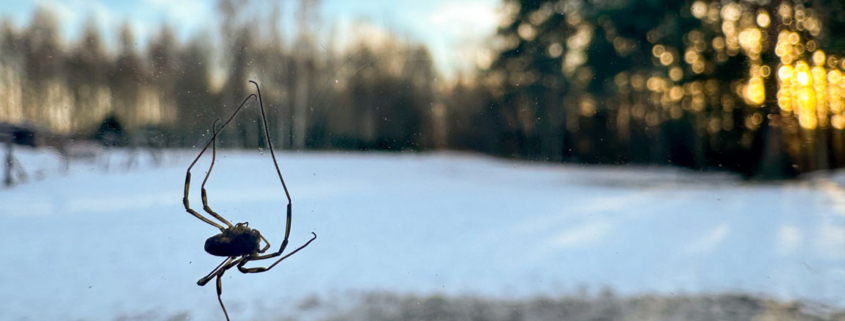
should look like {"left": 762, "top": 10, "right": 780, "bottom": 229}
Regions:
{"left": 182, "top": 80, "right": 317, "bottom": 321}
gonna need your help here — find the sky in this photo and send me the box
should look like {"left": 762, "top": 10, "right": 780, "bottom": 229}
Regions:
{"left": 0, "top": 0, "right": 503, "bottom": 78}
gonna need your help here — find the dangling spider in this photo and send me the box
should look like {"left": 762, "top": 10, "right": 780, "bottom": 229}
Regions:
{"left": 182, "top": 80, "right": 317, "bottom": 321}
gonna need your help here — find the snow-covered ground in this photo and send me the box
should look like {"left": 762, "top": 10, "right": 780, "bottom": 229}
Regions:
{"left": 0, "top": 147, "right": 843, "bottom": 321}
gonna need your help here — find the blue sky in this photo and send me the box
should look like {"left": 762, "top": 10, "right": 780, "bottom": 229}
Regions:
{"left": 0, "top": 0, "right": 502, "bottom": 78}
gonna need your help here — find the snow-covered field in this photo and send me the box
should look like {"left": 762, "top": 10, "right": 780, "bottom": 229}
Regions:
{"left": 0, "top": 147, "right": 843, "bottom": 321}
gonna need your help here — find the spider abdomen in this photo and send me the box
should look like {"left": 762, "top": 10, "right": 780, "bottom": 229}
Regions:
{"left": 204, "top": 225, "right": 261, "bottom": 257}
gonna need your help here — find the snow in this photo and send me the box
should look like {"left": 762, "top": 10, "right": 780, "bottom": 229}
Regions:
{"left": 0, "top": 148, "right": 843, "bottom": 321}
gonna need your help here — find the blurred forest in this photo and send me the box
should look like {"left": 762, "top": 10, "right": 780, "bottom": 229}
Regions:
{"left": 0, "top": 0, "right": 843, "bottom": 179}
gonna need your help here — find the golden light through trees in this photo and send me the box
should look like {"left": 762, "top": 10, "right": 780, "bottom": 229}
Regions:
{"left": 770, "top": 3, "right": 845, "bottom": 131}
{"left": 624, "top": 1, "right": 845, "bottom": 134}
{"left": 481, "top": 0, "right": 844, "bottom": 176}
{"left": 620, "top": 1, "right": 845, "bottom": 132}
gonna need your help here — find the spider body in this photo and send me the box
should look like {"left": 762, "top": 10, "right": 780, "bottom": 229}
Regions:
{"left": 204, "top": 223, "right": 262, "bottom": 257}
{"left": 183, "top": 81, "right": 316, "bottom": 321}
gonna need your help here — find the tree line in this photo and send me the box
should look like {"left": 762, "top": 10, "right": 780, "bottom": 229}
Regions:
{"left": 475, "top": 0, "right": 845, "bottom": 178}
{"left": 0, "top": 0, "right": 438, "bottom": 152}
{"left": 0, "top": 0, "right": 843, "bottom": 178}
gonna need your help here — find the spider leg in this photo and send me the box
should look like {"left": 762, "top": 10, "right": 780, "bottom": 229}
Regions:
{"left": 200, "top": 119, "right": 233, "bottom": 228}
{"left": 216, "top": 270, "right": 231, "bottom": 321}
{"left": 199, "top": 256, "right": 249, "bottom": 321}
{"left": 198, "top": 256, "right": 235, "bottom": 286}
{"left": 184, "top": 94, "right": 256, "bottom": 230}
{"left": 183, "top": 172, "right": 224, "bottom": 230}
{"left": 251, "top": 81, "right": 298, "bottom": 255}
{"left": 237, "top": 232, "right": 317, "bottom": 274}
{"left": 258, "top": 234, "right": 271, "bottom": 253}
